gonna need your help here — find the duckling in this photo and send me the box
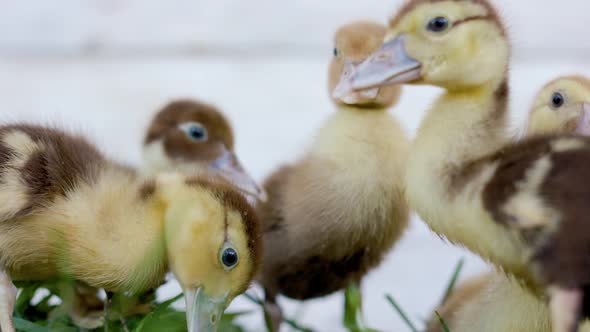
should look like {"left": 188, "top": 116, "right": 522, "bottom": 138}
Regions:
{"left": 426, "top": 271, "right": 555, "bottom": 332}
{"left": 427, "top": 77, "right": 590, "bottom": 332}
{"left": 0, "top": 124, "right": 261, "bottom": 332}
{"left": 342, "top": 1, "right": 590, "bottom": 331}
{"left": 142, "top": 99, "right": 265, "bottom": 201}
{"left": 527, "top": 76, "right": 590, "bottom": 137}
{"left": 256, "top": 21, "right": 409, "bottom": 328}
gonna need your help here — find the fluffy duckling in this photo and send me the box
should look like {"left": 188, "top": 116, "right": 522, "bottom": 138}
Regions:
{"left": 342, "top": 1, "right": 590, "bottom": 331}
{"left": 257, "top": 21, "right": 409, "bottom": 328}
{"left": 426, "top": 272, "right": 555, "bottom": 332}
{"left": 527, "top": 76, "right": 590, "bottom": 136}
{"left": 427, "top": 76, "right": 590, "bottom": 332}
{"left": 0, "top": 124, "right": 261, "bottom": 332}
{"left": 427, "top": 76, "right": 590, "bottom": 331}
{"left": 142, "top": 99, "right": 265, "bottom": 201}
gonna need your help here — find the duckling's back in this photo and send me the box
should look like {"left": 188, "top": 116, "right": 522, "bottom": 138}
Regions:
{"left": 0, "top": 125, "right": 166, "bottom": 292}
{"left": 0, "top": 125, "right": 106, "bottom": 220}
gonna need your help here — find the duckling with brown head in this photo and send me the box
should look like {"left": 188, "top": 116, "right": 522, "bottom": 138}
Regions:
{"left": 257, "top": 21, "right": 409, "bottom": 329}
{"left": 0, "top": 124, "right": 261, "bottom": 332}
{"left": 344, "top": 1, "right": 590, "bottom": 331}
{"left": 143, "top": 99, "right": 266, "bottom": 202}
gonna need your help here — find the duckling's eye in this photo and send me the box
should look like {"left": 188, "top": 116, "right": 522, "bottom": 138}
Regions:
{"left": 179, "top": 122, "right": 208, "bottom": 142}
{"left": 427, "top": 17, "right": 450, "bottom": 33}
{"left": 333, "top": 47, "right": 339, "bottom": 57}
{"left": 220, "top": 246, "right": 239, "bottom": 270}
{"left": 551, "top": 92, "right": 565, "bottom": 108}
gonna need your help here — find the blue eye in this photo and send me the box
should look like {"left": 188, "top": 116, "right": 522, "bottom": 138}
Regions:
{"left": 220, "top": 245, "right": 239, "bottom": 270}
{"left": 179, "top": 122, "right": 208, "bottom": 142}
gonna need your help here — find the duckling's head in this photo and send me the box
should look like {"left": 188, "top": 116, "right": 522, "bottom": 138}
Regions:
{"left": 157, "top": 174, "right": 261, "bottom": 332}
{"left": 143, "top": 99, "right": 265, "bottom": 201}
{"left": 330, "top": 21, "right": 401, "bottom": 107}
{"left": 337, "top": 0, "right": 509, "bottom": 94}
{"left": 527, "top": 76, "right": 590, "bottom": 136}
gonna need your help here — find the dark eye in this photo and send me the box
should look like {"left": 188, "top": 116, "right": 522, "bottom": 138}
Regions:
{"left": 179, "top": 122, "right": 208, "bottom": 142}
{"left": 333, "top": 47, "right": 339, "bottom": 57}
{"left": 551, "top": 92, "right": 565, "bottom": 108}
{"left": 427, "top": 17, "right": 450, "bottom": 32}
{"left": 220, "top": 247, "right": 239, "bottom": 269}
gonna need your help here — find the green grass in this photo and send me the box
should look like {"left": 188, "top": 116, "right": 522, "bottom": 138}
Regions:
{"left": 440, "top": 259, "right": 465, "bottom": 305}
{"left": 434, "top": 311, "right": 451, "bottom": 332}
{"left": 12, "top": 258, "right": 466, "bottom": 331}
{"left": 385, "top": 258, "right": 464, "bottom": 332}
{"left": 385, "top": 294, "right": 419, "bottom": 332}
{"left": 12, "top": 284, "right": 248, "bottom": 332}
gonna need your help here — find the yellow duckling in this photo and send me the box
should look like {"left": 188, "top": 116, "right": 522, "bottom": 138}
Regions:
{"left": 257, "top": 21, "right": 409, "bottom": 329}
{"left": 527, "top": 76, "right": 590, "bottom": 136}
{"left": 428, "top": 76, "right": 590, "bottom": 332}
{"left": 142, "top": 99, "right": 265, "bottom": 201}
{"left": 344, "top": 0, "right": 590, "bottom": 331}
{"left": 0, "top": 124, "right": 261, "bottom": 332}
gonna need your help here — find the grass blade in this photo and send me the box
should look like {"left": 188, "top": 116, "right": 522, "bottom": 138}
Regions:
{"left": 441, "top": 258, "right": 465, "bottom": 304}
{"left": 434, "top": 311, "right": 451, "bottom": 332}
{"left": 343, "top": 284, "right": 363, "bottom": 331}
{"left": 284, "top": 319, "right": 315, "bottom": 332}
{"left": 385, "top": 294, "right": 418, "bottom": 332}
{"left": 243, "top": 292, "right": 274, "bottom": 332}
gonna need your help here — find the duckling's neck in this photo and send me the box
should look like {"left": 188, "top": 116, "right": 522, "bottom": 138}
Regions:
{"left": 406, "top": 80, "right": 533, "bottom": 280}
{"left": 419, "top": 81, "right": 510, "bottom": 165}
{"left": 409, "top": 81, "right": 510, "bottom": 196}
{"left": 300, "top": 104, "right": 408, "bottom": 253}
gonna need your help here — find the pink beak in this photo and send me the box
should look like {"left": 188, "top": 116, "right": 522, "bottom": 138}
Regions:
{"left": 332, "top": 60, "right": 379, "bottom": 104}
{"left": 575, "top": 103, "right": 590, "bottom": 136}
{"left": 550, "top": 286, "right": 583, "bottom": 332}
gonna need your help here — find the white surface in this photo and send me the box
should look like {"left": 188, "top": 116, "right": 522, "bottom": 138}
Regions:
{"left": 1, "top": 0, "right": 589, "bottom": 331}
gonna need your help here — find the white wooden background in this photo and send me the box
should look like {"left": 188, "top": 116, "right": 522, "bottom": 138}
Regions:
{"left": 1, "top": 1, "right": 589, "bottom": 331}
{"left": 1, "top": 0, "right": 589, "bottom": 58}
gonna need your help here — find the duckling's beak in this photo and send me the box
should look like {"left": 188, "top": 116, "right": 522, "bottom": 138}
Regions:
{"left": 209, "top": 149, "right": 267, "bottom": 202}
{"left": 184, "top": 287, "right": 228, "bottom": 332}
{"left": 333, "top": 60, "right": 379, "bottom": 104}
{"left": 549, "top": 286, "right": 583, "bottom": 332}
{"left": 575, "top": 103, "right": 590, "bottom": 136}
{"left": 345, "top": 34, "right": 422, "bottom": 92}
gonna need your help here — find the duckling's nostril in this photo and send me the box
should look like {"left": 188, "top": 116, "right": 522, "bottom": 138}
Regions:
{"left": 210, "top": 313, "right": 218, "bottom": 324}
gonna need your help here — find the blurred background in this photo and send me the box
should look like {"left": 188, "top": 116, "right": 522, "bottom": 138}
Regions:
{"left": 0, "top": 0, "right": 589, "bottom": 331}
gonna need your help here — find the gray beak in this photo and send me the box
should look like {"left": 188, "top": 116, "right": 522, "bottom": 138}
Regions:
{"left": 549, "top": 286, "right": 583, "bottom": 332}
{"left": 184, "top": 287, "right": 228, "bottom": 332}
{"left": 575, "top": 103, "right": 590, "bottom": 136}
{"left": 208, "top": 149, "right": 267, "bottom": 202}
{"left": 346, "top": 34, "right": 422, "bottom": 92}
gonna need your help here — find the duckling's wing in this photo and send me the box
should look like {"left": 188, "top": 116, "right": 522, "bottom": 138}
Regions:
{"left": 0, "top": 125, "right": 106, "bottom": 220}
{"left": 482, "top": 135, "right": 590, "bottom": 230}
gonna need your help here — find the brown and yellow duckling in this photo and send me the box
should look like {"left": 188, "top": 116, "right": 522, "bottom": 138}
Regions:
{"left": 142, "top": 99, "right": 265, "bottom": 202}
{"left": 256, "top": 21, "right": 409, "bottom": 329}
{"left": 343, "top": 1, "right": 590, "bottom": 331}
{"left": 427, "top": 75, "right": 590, "bottom": 332}
{"left": 0, "top": 124, "right": 261, "bottom": 332}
